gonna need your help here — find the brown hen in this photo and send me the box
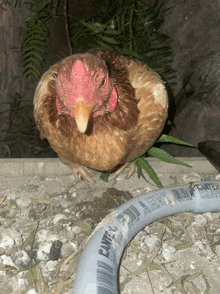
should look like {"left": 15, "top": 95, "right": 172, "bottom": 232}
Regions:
{"left": 34, "top": 48, "right": 168, "bottom": 183}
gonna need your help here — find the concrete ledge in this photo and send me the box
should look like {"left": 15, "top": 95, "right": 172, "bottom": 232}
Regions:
{"left": 0, "top": 157, "right": 218, "bottom": 178}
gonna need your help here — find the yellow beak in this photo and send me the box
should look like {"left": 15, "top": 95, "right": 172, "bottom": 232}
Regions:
{"left": 71, "top": 98, "right": 93, "bottom": 133}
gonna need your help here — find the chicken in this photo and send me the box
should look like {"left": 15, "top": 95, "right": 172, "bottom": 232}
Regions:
{"left": 34, "top": 48, "right": 168, "bottom": 183}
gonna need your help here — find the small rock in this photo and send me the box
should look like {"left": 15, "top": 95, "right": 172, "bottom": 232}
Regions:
{"left": 52, "top": 214, "right": 68, "bottom": 224}
{"left": 72, "top": 226, "right": 83, "bottom": 234}
{"left": 36, "top": 230, "right": 59, "bottom": 242}
{"left": 21, "top": 184, "right": 39, "bottom": 192}
{"left": 11, "top": 250, "right": 31, "bottom": 268}
{"left": 61, "top": 243, "right": 76, "bottom": 258}
{"left": 70, "top": 240, "right": 78, "bottom": 251}
{"left": 215, "top": 174, "right": 220, "bottom": 180}
{"left": 0, "top": 270, "right": 6, "bottom": 276}
{"left": 162, "top": 242, "right": 176, "bottom": 261}
{"left": 137, "top": 252, "right": 146, "bottom": 261}
{"left": 16, "top": 198, "right": 32, "bottom": 209}
{"left": 0, "top": 254, "right": 18, "bottom": 268}
{"left": 215, "top": 245, "right": 220, "bottom": 257}
{"left": 0, "top": 234, "right": 14, "bottom": 250}
{"left": 71, "top": 192, "right": 77, "bottom": 197}
{"left": 141, "top": 235, "right": 161, "bottom": 252}
{"left": 48, "top": 240, "right": 63, "bottom": 260}
{"left": 0, "top": 228, "right": 22, "bottom": 248}
{"left": 26, "top": 289, "right": 38, "bottom": 294}
{"left": 203, "top": 212, "right": 219, "bottom": 221}
{"left": 0, "top": 247, "right": 5, "bottom": 255}
{"left": 195, "top": 241, "right": 208, "bottom": 253}
{"left": 191, "top": 215, "right": 207, "bottom": 227}
{"left": 37, "top": 242, "right": 52, "bottom": 261}
{"left": 182, "top": 173, "right": 201, "bottom": 183}
{"left": 8, "top": 207, "right": 17, "bottom": 217}
{"left": 184, "top": 281, "right": 200, "bottom": 293}
{"left": 44, "top": 260, "right": 57, "bottom": 272}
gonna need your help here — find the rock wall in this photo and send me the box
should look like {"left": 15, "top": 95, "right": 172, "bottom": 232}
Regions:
{"left": 0, "top": 2, "right": 37, "bottom": 157}
{"left": 160, "top": 0, "right": 220, "bottom": 156}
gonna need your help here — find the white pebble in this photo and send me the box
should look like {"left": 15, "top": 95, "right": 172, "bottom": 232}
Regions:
{"left": 36, "top": 230, "right": 58, "bottom": 242}
{"left": 203, "top": 212, "right": 219, "bottom": 221}
{"left": 0, "top": 228, "right": 22, "bottom": 248}
{"left": 215, "top": 245, "right": 220, "bottom": 257}
{"left": 191, "top": 215, "right": 207, "bottom": 227}
{"left": 142, "top": 235, "right": 161, "bottom": 252}
{"left": 52, "top": 214, "right": 67, "bottom": 224}
{"left": 37, "top": 242, "right": 52, "bottom": 261}
{"left": 182, "top": 173, "right": 201, "bottom": 183}
{"left": 0, "top": 270, "right": 6, "bottom": 276}
{"left": 195, "top": 241, "right": 207, "bottom": 253}
{"left": 0, "top": 254, "right": 18, "bottom": 268}
{"left": 16, "top": 198, "right": 32, "bottom": 209}
{"left": 190, "top": 263, "right": 195, "bottom": 269}
{"left": 11, "top": 250, "right": 31, "bottom": 268}
{"left": 72, "top": 226, "right": 83, "bottom": 234}
{"left": 162, "top": 242, "right": 176, "bottom": 261}
{"left": 215, "top": 174, "right": 220, "bottom": 180}
{"left": 26, "top": 290, "right": 38, "bottom": 294}
{"left": 0, "top": 234, "right": 14, "bottom": 250}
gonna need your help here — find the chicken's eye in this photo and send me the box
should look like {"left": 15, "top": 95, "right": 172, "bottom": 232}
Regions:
{"left": 100, "top": 78, "right": 106, "bottom": 88}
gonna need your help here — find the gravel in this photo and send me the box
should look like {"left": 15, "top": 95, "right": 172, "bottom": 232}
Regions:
{"left": 0, "top": 159, "right": 220, "bottom": 293}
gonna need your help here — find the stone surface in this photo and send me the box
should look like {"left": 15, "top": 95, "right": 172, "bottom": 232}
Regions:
{"left": 160, "top": 0, "right": 220, "bottom": 156}
{"left": 0, "top": 158, "right": 220, "bottom": 293}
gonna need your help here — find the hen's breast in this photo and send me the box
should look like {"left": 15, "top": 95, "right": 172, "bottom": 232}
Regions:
{"left": 48, "top": 127, "right": 129, "bottom": 171}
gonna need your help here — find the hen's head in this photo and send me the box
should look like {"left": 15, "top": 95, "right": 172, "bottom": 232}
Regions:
{"left": 56, "top": 53, "right": 118, "bottom": 133}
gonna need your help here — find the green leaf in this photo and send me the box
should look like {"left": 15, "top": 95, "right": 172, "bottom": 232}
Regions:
{"left": 22, "top": 65, "right": 40, "bottom": 76}
{"left": 100, "top": 173, "right": 109, "bottom": 181}
{"left": 21, "top": 38, "right": 45, "bottom": 50}
{"left": 148, "top": 262, "right": 161, "bottom": 270}
{"left": 93, "top": 39, "right": 114, "bottom": 50}
{"left": 120, "top": 276, "right": 132, "bottom": 292}
{"left": 98, "top": 35, "right": 120, "bottom": 44}
{"left": 22, "top": 57, "right": 41, "bottom": 67}
{"left": 22, "top": 50, "right": 44, "bottom": 61}
{"left": 21, "top": 228, "right": 36, "bottom": 250}
{"left": 120, "top": 48, "right": 143, "bottom": 60}
{"left": 134, "top": 157, "right": 163, "bottom": 188}
{"left": 24, "top": 69, "right": 40, "bottom": 80}
{"left": 157, "top": 135, "right": 194, "bottom": 147}
{"left": 174, "top": 240, "right": 193, "bottom": 250}
{"left": 147, "top": 147, "right": 191, "bottom": 167}
{"left": 105, "top": 28, "right": 121, "bottom": 35}
{"left": 70, "top": 220, "right": 92, "bottom": 235}
{"left": 167, "top": 271, "right": 202, "bottom": 288}
{"left": 21, "top": 45, "right": 45, "bottom": 56}
{"left": 135, "top": 159, "right": 142, "bottom": 178}
{"left": 202, "top": 272, "right": 211, "bottom": 294}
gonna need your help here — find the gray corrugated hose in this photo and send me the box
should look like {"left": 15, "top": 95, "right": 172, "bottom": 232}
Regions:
{"left": 72, "top": 181, "right": 220, "bottom": 293}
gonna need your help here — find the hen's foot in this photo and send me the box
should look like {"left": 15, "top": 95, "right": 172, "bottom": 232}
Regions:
{"left": 108, "top": 163, "right": 135, "bottom": 181}
{"left": 71, "top": 164, "right": 95, "bottom": 184}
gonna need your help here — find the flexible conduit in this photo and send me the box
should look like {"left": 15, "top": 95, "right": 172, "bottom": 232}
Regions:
{"left": 72, "top": 181, "right": 220, "bottom": 294}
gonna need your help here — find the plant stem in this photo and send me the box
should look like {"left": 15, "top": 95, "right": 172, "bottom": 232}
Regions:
{"left": 129, "top": 4, "right": 134, "bottom": 52}
{"left": 64, "top": 0, "right": 72, "bottom": 55}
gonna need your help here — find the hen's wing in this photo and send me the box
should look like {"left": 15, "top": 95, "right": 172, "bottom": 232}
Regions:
{"left": 125, "top": 56, "right": 168, "bottom": 162}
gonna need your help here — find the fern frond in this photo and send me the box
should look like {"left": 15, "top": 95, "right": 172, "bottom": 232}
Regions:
{"left": 21, "top": 0, "right": 59, "bottom": 81}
